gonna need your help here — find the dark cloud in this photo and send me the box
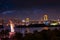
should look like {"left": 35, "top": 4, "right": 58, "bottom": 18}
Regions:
{"left": 0, "top": 0, "right": 60, "bottom": 19}
{"left": 0, "top": 0, "right": 60, "bottom": 10}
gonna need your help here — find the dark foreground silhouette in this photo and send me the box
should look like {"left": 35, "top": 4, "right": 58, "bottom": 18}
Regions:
{"left": 0, "top": 27, "right": 60, "bottom": 40}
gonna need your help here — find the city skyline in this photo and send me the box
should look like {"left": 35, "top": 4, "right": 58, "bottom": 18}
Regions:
{"left": 1, "top": 14, "right": 60, "bottom": 20}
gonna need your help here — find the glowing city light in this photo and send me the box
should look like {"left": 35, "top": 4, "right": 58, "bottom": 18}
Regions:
{"left": 22, "top": 20, "right": 25, "bottom": 22}
{"left": 9, "top": 20, "right": 15, "bottom": 32}
{"left": 50, "top": 23, "right": 58, "bottom": 26}
{"left": 43, "top": 27, "right": 49, "bottom": 30}
{"left": 43, "top": 15, "right": 48, "bottom": 21}
{"left": 26, "top": 18, "right": 30, "bottom": 22}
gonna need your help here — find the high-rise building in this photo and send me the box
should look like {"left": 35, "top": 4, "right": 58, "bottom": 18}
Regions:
{"left": 25, "top": 18, "right": 30, "bottom": 22}
{"left": 43, "top": 14, "right": 48, "bottom": 21}
{"left": 25, "top": 18, "right": 30, "bottom": 26}
{"left": 22, "top": 20, "right": 26, "bottom": 25}
{"left": 57, "top": 19, "right": 60, "bottom": 24}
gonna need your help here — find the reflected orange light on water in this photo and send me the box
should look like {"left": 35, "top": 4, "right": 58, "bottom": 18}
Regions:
{"left": 9, "top": 20, "right": 15, "bottom": 32}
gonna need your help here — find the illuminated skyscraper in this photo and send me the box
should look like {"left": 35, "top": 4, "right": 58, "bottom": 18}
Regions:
{"left": 22, "top": 20, "right": 25, "bottom": 25}
{"left": 25, "top": 18, "right": 30, "bottom": 26}
{"left": 43, "top": 15, "right": 48, "bottom": 21}
{"left": 25, "top": 18, "right": 30, "bottom": 22}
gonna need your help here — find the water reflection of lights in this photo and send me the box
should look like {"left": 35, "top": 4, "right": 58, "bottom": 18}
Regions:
{"left": 9, "top": 20, "right": 15, "bottom": 32}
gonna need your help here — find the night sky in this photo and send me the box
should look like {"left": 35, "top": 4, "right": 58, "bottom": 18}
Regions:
{"left": 0, "top": 0, "right": 60, "bottom": 20}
